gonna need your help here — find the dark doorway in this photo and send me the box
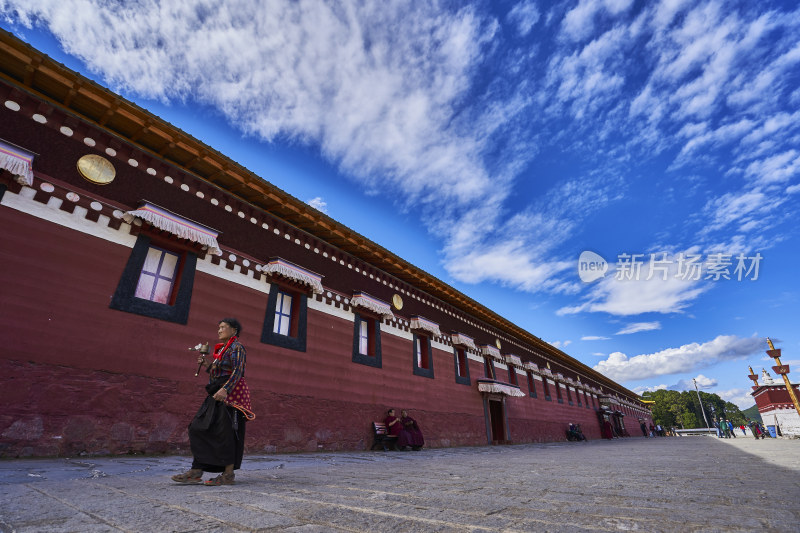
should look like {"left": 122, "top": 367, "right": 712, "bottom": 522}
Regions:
{"left": 489, "top": 399, "right": 506, "bottom": 443}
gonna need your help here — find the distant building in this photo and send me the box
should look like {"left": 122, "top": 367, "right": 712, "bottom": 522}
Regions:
{"left": 0, "top": 30, "right": 651, "bottom": 457}
{"left": 750, "top": 370, "right": 800, "bottom": 437}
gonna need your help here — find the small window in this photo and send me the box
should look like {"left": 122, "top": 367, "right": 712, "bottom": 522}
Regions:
{"left": 134, "top": 246, "right": 181, "bottom": 304}
{"left": 555, "top": 382, "right": 564, "bottom": 404}
{"left": 508, "top": 365, "right": 518, "bottom": 386}
{"left": 273, "top": 290, "right": 295, "bottom": 336}
{"left": 484, "top": 357, "right": 495, "bottom": 379}
{"left": 416, "top": 336, "right": 429, "bottom": 369}
{"left": 527, "top": 372, "right": 537, "bottom": 398}
{"left": 359, "top": 316, "right": 374, "bottom": 356}
{"left": 352, "top": 312, "right": 382, "bottom": 367}
{"left": 454, "top": 347, "right": 470, "bottom": 385}
{"left": 542, "top": 378, "right": 552, "bottom": 401}
{"left": 412, "top": 333, "right": 434, "bottom": 378}
{"left": 110, "top": 234, "right": 196, "bottom": 324}
{"left": 261, "top": 283, "right": 307, "bottom": 351}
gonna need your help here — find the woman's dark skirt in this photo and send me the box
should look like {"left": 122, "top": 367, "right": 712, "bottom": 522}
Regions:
{"left": 188, "top": 397, "right": 246, "bottom": 472}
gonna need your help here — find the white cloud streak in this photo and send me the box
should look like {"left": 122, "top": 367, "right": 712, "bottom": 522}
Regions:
{"left": 3, "top": 0, "right": 798, "bottom": 303}
{"left": 593, "top": 335, "right": 765, "bottom": 382}
{"left": 616, "top": 322, "right": 661, "bottom": 335}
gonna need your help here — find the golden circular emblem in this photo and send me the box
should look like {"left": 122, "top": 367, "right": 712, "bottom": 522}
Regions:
{"left": 392, "top": 294, "right": 403, "bottom": 310}
{"left": 495, "top": 339, "right": 502, "bottom": 349}
{"left": 77, "top": 154, "right": 116, "bottom": 185}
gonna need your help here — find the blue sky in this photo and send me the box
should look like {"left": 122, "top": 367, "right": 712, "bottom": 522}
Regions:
{"left": 3, "top": 0, "right": 799, "bottom": 408}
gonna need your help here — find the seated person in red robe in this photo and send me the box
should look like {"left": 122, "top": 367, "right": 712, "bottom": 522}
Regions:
{"left": 384, "top": 409, "right": 402, "bottom": 436}
{"left": 397, "top": 409, "right": 425, "bottom": 451}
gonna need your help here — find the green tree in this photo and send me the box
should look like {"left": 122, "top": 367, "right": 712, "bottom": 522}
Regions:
{"left": 645, "top": 388, "right": 744, "bottom": 429}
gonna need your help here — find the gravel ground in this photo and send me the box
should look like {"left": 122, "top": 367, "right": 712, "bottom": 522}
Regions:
{"left": 0, "top": 436, "right": 797, "bottom": 532}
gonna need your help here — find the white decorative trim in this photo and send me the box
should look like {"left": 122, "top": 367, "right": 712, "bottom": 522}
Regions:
{"left": 524, "top": 361, "right": 539, "bottom": 372}
{"left": 480, "top": 344, "right": 501, "bottom": 359}
{"left": 451, "top": 332, "right": 477, "bottom": 351}
{"left": 263, "top": 258, "right": 324, "bottom": 294}
{"left": 477, "top": 380, "right": 525, "bottom": 397}
{"left": 350, "top": 292, "right": 395, "bottom": 319}
{"left": 505, "top": 354, "right": 522, "bottom": 367}
{"left": 0, "top": 139, "right": 35, "bottom": 186}
{"left": 410, "top": 316, "right": 441, "bottom": 337}
{"left": 123, "top": 202, "right": 222, "bottom": 255}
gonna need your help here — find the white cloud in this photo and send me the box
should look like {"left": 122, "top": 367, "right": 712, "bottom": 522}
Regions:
{"left": 507, "top": 0, "right": 540, "bottom": 37}
{"left": 558, "top": 262, "right": 710, "bottom": 316}
{"left": 581, "top": 335, "right": 610, "bottom": 341}
{"left": 593, "top": 335, "right": 764, "bottom": 382}
{"left": 632, "top": 384, "right": 667, "bottom": 394}
{"left": 744, "top": 150, "right": 800, "bottom": 185}
{"left": 701, "top": 188, "right": 786, "bottom": 234}
{"left": 616, "top": 321, "right": 661, "bottom": 335}
{"left": 717, "top": 388, "right": 756, "bottom": 409}
{"left": 549, "top": 340, "right": 572, "bottom": 349}
{"left": 561, "top": 0, "right": 634, "bottom": 43}
{"left": 5, "top": 0, "right": 798, "bottom": 303}
{"left": 672, "top": 374, "right": 717, "bottom": 390}
{"left": 306, "top": 197, "right": 328, "bottom": 213}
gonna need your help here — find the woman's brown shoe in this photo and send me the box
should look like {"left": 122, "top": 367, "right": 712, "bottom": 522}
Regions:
{"left": 204, "top": 472, "right": 235, "bottom": 486}
{"left": 171, "top": 470, "right": 203, "bottom": 484}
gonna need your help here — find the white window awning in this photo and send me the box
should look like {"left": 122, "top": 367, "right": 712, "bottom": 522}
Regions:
{"left": 480, "top": 344, "right": 502, "bottom": 360}
{"left": 477, "top": 379, "right": 525, "bottom": 397}
{"left": 450, "top": 332, "right": 477, "bottom": 351}
{"left": 504, "top": 354, "right": 522, "bottom": 367}
{"left": 350, "top": 292, "right": 395, "bottom": 320}
{"left": 0, "top": 138, "right": 35, "bottom": 186}
{"left": 410, "top": 316, "right": 441, "bottom": 337}
{"left": 123, "top": 202, "right": 222, "bottom": 256}
{"left": 524, "top": 361, "right": 539, "bottom": 372}
{"left": 263, "top": 258, "right": 324, "bottom": 294}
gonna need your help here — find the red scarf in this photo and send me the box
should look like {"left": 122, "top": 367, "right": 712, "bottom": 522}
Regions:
{"left": 213, "top": 336, "right": 237, "bottom": 360}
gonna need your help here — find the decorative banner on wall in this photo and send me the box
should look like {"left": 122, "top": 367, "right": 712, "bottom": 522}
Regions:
{"left": 476, "top": 378, "right": 525, "bottom": 397}
{"left": 410, "top": 316, "right": 441, "bottom": 337}
{"left": 504, "top": 354, "right": 522, "bottom": 367}
{"left": 263, "top": 258, "right": 324, "bottom": 294}
{"left": 524, "top": 361, "right": 539, "bottom": 373}
{"left": 0, "top": 138, "right": 35, "bottom": 186}
{"left": 480, "top": 344, "right": 502, "bottom": 360}
{"left": 350, "top": 292, "right": 395, "bottom": 320}
{"left": 450, "top": 332, "right": 477, "bottom": 351}
{"left": 123, "top": 202, "right": 222, "bottom": 256}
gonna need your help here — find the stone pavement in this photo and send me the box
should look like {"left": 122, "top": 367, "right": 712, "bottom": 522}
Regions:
{"left": 0, "top": 436, "right": 798, "bottom": 532}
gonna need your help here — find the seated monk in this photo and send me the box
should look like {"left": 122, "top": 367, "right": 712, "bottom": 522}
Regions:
{"left": 397, "top": 409, "right": 425, "bottom": 451}
{"left": 384, "top": 409, "right": 402, "bottom": 436}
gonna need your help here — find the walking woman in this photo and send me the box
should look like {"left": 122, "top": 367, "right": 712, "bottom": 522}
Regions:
{"left": 172, "top": 318, "right": 255, "bottom": 486}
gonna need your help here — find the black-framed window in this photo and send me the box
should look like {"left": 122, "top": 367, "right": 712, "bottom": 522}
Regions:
{"left": 508, "top": 365, "right": 518, "bottom": 386}
{"left": 454, "top": 347, "right": 470, "bottom": 385}
{"left": 484, "top": 356, "right": 496, "bottom": 379}
{"left": 412, "top": 333, "right": 434, "bottom": 378}
{"left": 110, "top": 233, "right": 196, "bottom": 324}
{"left": 542, "top": 377, "right": 552, "bottom": 401}
{"left": 261, "top": 282, "right": 307, "bottom": 352}
{"left": 555, "top": 381, "right": 564, "bottom": 404}
{"left": 352, "top": 312, "right": 381, "bottom": 367}
{"left": 527, "top": 372, "right": 537, "bottom": 398}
